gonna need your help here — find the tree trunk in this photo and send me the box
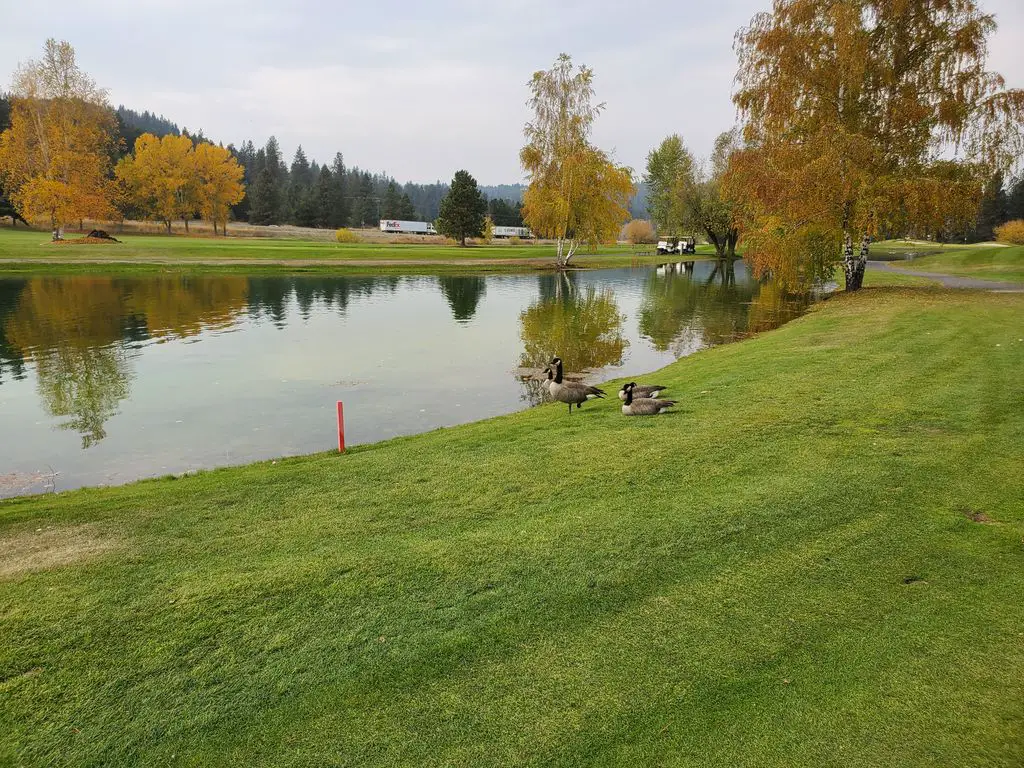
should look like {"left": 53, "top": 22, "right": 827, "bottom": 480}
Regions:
{"left": 842, "top": 232, "right": 868, "bottom": 291}
{"left": 213, "top": 220, "right": 218, "bottom": 236}
{"left": 183, "top": 218, "right": 189, "bottom": 233}
{"left": 166, "top": 220, "right": 172, "bottom": 234}
{"left": 727, "top": 229, "right": 738, "bottom": 258}
{"left": 707, "top": 230, "right": 726, "bottom": 258}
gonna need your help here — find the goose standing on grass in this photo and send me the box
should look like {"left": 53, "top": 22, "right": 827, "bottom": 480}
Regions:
{"left": 621, "top": 382, "right": 676, "bottom": 416}
{"left": 547, "top": 356, "right": 605, "bottom": 414}
{"left": 618, "top": 382, "right": 668, "bottom": 400}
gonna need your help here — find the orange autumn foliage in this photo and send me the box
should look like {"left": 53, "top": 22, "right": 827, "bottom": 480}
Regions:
{"left": 727, "top": 0, "right": 1024, "bottom": 290}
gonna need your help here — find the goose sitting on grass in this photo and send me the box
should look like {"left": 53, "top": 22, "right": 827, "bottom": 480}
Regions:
{"left": 547, "top": 356, "right": 605, "bottom": 414}
{"left": 620, "top": 382, "right": 676, "bottom": 416}
{"left": 618, "top": 382, "right": 668, "bottom": 400}
{"left": 539, "top": 365, "right": 554, "bottom": 398}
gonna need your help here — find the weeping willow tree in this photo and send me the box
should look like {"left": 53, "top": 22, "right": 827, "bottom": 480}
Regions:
{"left": 520, "top": 54, "right": 634, "bottom": 268}
{"left": 727, "top": 0, "right": 1024, "bottom": 290}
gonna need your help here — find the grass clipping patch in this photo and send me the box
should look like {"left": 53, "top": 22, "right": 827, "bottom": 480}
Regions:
{"left": 0, "top": 524, "right": 118, "bottom": 579}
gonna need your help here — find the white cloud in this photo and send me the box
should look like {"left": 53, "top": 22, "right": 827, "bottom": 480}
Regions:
{"left": 2, "top": 0, "right": 1022, "bottom": 183}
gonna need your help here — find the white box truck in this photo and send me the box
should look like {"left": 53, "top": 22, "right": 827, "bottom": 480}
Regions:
{"left": 379, "top": 220, "right": 438, "bottom": 235}
{"left": 492, "top": 226, "right": 533, "bottom": 238}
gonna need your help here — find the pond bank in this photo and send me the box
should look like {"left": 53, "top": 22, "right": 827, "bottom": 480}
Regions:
{"left": 1, "top": 286, "right": 1022, "bottom": 766}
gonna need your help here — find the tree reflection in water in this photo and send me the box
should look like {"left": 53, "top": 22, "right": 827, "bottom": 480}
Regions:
{"left": 518, "top": 272, "right": 627, "bottom": 404}
{"left": 438, "top": 276, "right": 486, "bottom": 323}
{"left": 640, "top": 260, "right": 807, "bottom": 357}
{"left": 3, "top": 276, "right": 248, "bottom": 448}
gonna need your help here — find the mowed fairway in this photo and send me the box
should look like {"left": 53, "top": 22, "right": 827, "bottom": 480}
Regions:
{"left": 0, "top": 228, "right": 662, "bottom": 272}
{"left": 1, "top": 288, "right": 1022, "bottom": 766}
{"left": 901, "top": 244, "right": 1024, "bottom": 283}
{"left": 873, "top": 241, "right": 1024, "bottom": 283}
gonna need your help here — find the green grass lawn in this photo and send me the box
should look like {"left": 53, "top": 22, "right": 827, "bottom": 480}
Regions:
{"left": 902, "top": 245, "right": 1024, "bottom": 283}
{"left": 871, "top": 240, "right": 1024, "bottom": 283}
{"left": 0, "top": 227, "right": 688, "bottom": 273}
{"left": 2, "top": 287, "right": 1022, "bottom": 766}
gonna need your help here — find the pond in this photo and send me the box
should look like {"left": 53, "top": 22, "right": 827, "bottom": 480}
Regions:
{"left": 0, "top": 261, "right": 808, "bottom": 496}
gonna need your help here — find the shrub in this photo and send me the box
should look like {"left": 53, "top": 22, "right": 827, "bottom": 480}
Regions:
{"left": 994, "top": 219, "right": 1024, "bottom": 245}
{"left": 335, "top": 228, "right": 361, "bottom": 244}
{"left": 509, "top": 236, "right": 522, "bottom": 246}
{"left": 624, "top": 218, "right": 657, "bottom": 244}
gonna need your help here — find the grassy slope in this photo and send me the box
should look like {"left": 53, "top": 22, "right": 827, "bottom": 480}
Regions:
{"left": 904, "top": 245, "right": 1024, "bottom": 283}
{"left": 872, "top": 241, "right": 1024, "bottom": 283}
{"left": 0, "top": 228, "right": 681, "bottom": 274}
{"left": 2, "top": 288, "right": 1022, "bottom": 766}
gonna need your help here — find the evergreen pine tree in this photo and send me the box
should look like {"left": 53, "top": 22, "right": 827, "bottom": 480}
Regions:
{"left": 330, "top": 153, "right": 349, "bottom": 228}
{"left": 248, "top": 166, "right": 278, "bottom": 225}
{"left": 397, "top": 193, "right": 417, "bottom": 220}
{"left": 260, "top": 137, "right": 285, "bottom": 224}
{"left": 316, "top": 167, "right": 335, "bottom": 228}
{"left": 974, "top": 172, "right": 1008, "bottom": 241}
{"left": 436, "top": 170, "right": 487, "bottom": 245}
{"left": 358, "top": 173, "right": 377, "bottom": 226}
{"left": 381, "top": 181, "right": 402, "bottom": 218}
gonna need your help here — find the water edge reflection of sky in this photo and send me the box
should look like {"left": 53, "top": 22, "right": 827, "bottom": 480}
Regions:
{"left": 0, "top": 262, "right": 806, "bottom": 495}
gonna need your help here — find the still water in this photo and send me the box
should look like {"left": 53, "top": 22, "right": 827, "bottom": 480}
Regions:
{"left": 0, "top": 261, "right": 807, "bottom": 495}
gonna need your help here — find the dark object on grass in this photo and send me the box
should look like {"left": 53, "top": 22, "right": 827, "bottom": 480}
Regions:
{"left": 620, "top": 382, "right": 677, "bottom": 416}
{"left": 546, "top": 356, "right": 605, "bottom": 414}
{"left": 86, "top": 229, "right": 120, "bottom": 242}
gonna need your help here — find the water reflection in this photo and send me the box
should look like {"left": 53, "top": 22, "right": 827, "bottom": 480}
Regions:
{"left": 3, "top": 277, "right": 249, "bottom": 447}
{"left": 438, "top": 276, "right": 486, "bottom": 322}
{"left": 640, "top": 260, "right": 805, "bottom": 357}
{"left": 518, "top": 273, "right": 627, "bottom": 404}
{"left": 0, "top": 265, "right": 813, "bottom": 491}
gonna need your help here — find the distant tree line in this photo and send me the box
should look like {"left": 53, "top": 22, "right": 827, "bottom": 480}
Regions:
{"left": 225, "top": 136, "right": 527, "bottom": 230}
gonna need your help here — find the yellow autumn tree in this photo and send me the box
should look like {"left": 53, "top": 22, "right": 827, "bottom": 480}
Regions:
{"left": 193, "top": 143, "right": 245, "bottom": 235}
{"left": 116, "top": 133, "right": 198, "bottom": 234}
{"left": 0, "top": 39, "right": 116, "bottom": 233}
{"left": 728, "top": 0, "right": 1024, "bottom": 290}
{"left": 520, "top": 54, "right": 634, "bottom": 268}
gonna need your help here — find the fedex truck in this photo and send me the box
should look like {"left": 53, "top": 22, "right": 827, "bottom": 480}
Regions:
{"left": 379, "top": 220, "right": 438, "bottom": 235}
{"left": 492, "top": 226, "right": 533, "bottom": 238}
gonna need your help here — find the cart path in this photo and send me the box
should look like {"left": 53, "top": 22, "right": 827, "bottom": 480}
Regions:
{"left": 866, "top": 260, "right": 1024, "bottom": 291}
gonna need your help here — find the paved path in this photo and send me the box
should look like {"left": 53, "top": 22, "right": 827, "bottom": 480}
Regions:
{"left": 867, "top": 261, "right": 1024, "bottom": 291}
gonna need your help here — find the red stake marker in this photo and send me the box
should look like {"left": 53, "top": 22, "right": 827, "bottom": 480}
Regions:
{"left": 336, "top": 401, "right": 345, "bottom": 453}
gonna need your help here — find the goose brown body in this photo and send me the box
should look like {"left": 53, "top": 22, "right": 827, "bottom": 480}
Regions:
{"left": 547, "top": 357, "right": 605, "bottom": 414}
{"left": 620, "top": 382, "right": 676, "bottom": 415}
{"left": 617, "top": 383, "right": 668, "bottom": 400}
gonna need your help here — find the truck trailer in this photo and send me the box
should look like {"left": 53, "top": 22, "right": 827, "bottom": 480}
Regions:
{"left": 492, "top": 226, "right": 533, "bottom": 238}
{"left": 379, "top": 220, "right": 438, "bottom": 235}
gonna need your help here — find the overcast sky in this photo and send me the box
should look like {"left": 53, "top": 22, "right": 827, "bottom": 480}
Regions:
{"left": 3, "top": 0, "right": 1022, "bottom": 185}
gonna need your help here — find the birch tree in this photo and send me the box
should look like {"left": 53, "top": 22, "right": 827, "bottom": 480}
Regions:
{"left": 520, "top": 54, "right": 633, "bottom": 268}
{"left": 0, "top": 40, "right": 116, "bottom": 233}
{"left": 729, "top": 0, "right": 1024, "bottom": 290}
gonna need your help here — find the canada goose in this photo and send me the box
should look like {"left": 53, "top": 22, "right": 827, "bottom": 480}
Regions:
{"left": 618, "top": 382, "right": 668, "bottom": 400}
{"left": 540, "top": 366, "right": 553, "bottom": 397}
{"left": 547, "top": 356, "right": 605, "bottom": 414}
{"left": 621, "top": 382, "right": 676, "bottom": 416}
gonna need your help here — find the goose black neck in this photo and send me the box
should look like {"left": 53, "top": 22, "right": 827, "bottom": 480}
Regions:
{"left": 624, "top": 386, "right": 633, "bottom": 405}
{"left": 553, "top": 360, "right": 564, "bottom": 384}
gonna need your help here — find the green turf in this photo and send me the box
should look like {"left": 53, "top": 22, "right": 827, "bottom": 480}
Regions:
{"left": 2, "top": 287, "right": 1022, "bottom": 766}
{"left": 900, "top": 245, "right": 1024, "bottom": 283}
{"left": 0, "top": 227, "right": 698, "bottom": 274}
